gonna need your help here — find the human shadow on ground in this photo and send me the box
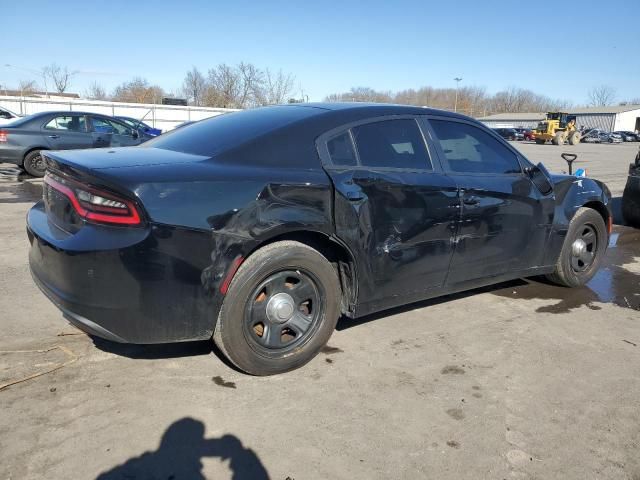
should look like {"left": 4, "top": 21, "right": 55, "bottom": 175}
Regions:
{"left": 96, "top": 417, "right": 269, "bottom": 480}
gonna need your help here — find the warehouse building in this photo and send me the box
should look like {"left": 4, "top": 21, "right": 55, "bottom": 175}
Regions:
{"left": 479, "top": 105, "right": 640, "bottom": 132}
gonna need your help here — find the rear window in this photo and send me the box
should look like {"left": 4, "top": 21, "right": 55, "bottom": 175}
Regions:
{"left": 144, "top": 106, "right": 321, "bottom": 157}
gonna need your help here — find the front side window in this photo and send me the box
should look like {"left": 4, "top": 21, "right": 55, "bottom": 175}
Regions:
{"left": 430, "top": 120, "right": 521, "bottom": 174}
{"left": 92, "top": 117, "right": 130, "bottom": 135}
{"left": 44, "top": 115, "right": 87, "bottom": 132}
{"left": 352, "top": 119, "right": 432, "bottom": 170}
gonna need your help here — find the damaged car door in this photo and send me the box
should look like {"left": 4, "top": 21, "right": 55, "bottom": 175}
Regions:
{"left": 317, "top": 116, "right": 460, "bottom": 314}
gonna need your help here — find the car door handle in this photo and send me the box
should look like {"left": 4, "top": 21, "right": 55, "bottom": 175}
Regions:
{"left": 463, "top": 196, "right": 480, "bottom": 206}
{"left": 48, "top": 135, "right": 59, "bottom": 139}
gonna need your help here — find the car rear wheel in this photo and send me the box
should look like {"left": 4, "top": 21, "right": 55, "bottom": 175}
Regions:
{"left": 23, "top": 150, "right": 46, "bottom": 177}
{"left": 546, "top": 207, "right": 607, "bottom": 287}
{"left": 213, "top": 240, "right": 341, "bottom": 375}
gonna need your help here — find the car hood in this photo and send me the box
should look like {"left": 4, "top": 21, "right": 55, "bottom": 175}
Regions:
{"left": 44, "top": 147, "right": 210, "bottom": 171}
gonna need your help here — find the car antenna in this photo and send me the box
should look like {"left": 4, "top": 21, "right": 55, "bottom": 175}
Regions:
{"left": 136, "top": 109, "right": 153, "bottom": 128}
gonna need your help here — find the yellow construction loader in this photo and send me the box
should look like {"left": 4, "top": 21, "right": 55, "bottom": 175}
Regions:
{"left": 534, "top": 112, "right": 581, "bottom": 145}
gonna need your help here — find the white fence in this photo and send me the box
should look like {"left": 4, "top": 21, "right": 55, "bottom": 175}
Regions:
{"left": 0, "top": 96, "right": 238, "bottom": 131}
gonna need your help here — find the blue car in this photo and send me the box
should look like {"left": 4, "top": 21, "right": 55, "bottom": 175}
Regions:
{"left": 115, "top": 116, "right": 162, "bottom": 137}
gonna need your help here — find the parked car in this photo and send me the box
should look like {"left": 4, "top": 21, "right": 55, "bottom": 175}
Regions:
{"left": 115, "top": 116, "right": 162, "bottom": 137}
{"left": 602, "top": 132, "right": 623, "bottom": 143}
{"left": 0, "top": 106, "right": 20, "bottom": 125}
{"left": 27, "top": 104, "right": 612, "bottom": 375}
{"left": 622, "top": 147, "right": 640, "bottom": 226}
{"left": 614, "top": 131, "right": 639, "bottom": 142}
{"left": 581, "top": 129, "right": 623, "bottom": 144}
{"left": 514, "top": 127, "right": 535, "bottom": 141}
{"left": 0, "top": 111, "right": 146, "bottom": 176}
{"left": 492, "top": 127, "right": 519, "bottom": 141}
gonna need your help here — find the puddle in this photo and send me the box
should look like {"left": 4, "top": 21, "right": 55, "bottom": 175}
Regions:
{"left": 493, "top": 226, "right": 640, "bottom": 312}
{"left": 0, "top": 168, "right": 43, "bottom": 204}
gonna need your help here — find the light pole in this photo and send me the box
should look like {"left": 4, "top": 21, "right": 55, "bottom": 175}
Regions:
{"left": 4, "top": 64, "right": 49, "bottom": 98}
{"left": 453, "top": 77, "right": 462, "bottom": 112}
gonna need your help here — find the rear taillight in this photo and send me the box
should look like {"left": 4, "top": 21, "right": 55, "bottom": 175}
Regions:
{"left": 44, "top": 172, "right": 142, "bottom": 226}
{"left": 0, "top": 130, "right": 7, "bottom": 143}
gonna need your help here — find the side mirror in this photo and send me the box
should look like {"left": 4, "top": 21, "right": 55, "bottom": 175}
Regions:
{"left": 526, "top": 163, "right": 553, "bottom": 195}
{"left": 131, "top": 129, "right": 139, "bottom": 139}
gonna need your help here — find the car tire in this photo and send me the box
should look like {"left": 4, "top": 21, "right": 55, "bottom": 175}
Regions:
{"left": 546, "top": 207, "right": 607, "bottom": 288}
{"left": 622, "top": 183, "right": 640, "bottom": 227}
{"left": 23, "top": 150, "right": 46, "bottom": 177}
{"left": 213, "top": 240, "right": 341, "bottom": 375}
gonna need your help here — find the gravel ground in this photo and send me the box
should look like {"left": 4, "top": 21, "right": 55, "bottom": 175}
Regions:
{"left": 0, "top": 142, "right": 639, "bottom": 480}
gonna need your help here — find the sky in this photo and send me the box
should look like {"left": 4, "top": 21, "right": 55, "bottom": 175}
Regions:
{"left": 2, "top": 0, "right": 639, "bottom": 105}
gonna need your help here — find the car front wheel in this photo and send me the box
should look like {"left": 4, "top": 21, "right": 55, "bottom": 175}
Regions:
{"left": 213, "top": 240, "right": 341, "bottom": 375}
{"left": 546, "top": 207, "right": 607, "bottom": 287}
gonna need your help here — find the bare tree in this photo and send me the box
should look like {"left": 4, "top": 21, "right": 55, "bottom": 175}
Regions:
{"left": 207, "top": 64, "right": 242, "bottom": 108}
{"left": 237, "top": 62, "right": 264, "bottom": 107}
{"left": 325, "top": 86, "right": 392, "bottom": 103}
{"left": 587, "top": 85, "right": 616, "bottom": 107}
{"left": 194, "top": 62, "right": 299, "bottom": 108}
{"left": 18, "top": 79, "right": 38, "bottom": 95}
{"left": 257, "top": 69, "right": 295, "bottom": 105}
{"left": 85, "top": 81, "right": 107, "bottom": 100}
{"left": 182, "top": 67, "right": 206, "bottom": 106}
{"left": 43, "top": 63, "right": 75, "bottom": 93}
{"left": 112, "top": 77, "right": 165, "bottom": 104}
{"left": 324, "top": 84, "right": 575, "bottom": 117}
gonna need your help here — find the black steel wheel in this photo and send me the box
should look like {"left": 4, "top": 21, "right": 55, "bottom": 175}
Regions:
{"left": 569, "top": 224, "right": 597, "bottom": 272}
{"left": 243, "top": 269, "right": 323, "bottom": 353}
{"left": 23, "top": 150, "right": 46, "bottom": 177}
{"left": 214, "top": 240, "right": 341, "bottom": 375}
{"left": 547, "top": 207, "right": 607, "bottom": 287}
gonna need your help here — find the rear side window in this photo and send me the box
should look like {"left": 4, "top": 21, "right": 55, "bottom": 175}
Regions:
{"left": 145, "top": 106, "right": 321, "bottom": 157}
{"left": 327, "top": 132, "right": 357, "bottom": 166}
{"left": 352, "top": 119, "right": 432, "bottom": 170}
{"left": 430, "top": 120, "right": 521, "bottom": 174}
{"left": 44, "top": 115, "right": 87, "bottom": 132}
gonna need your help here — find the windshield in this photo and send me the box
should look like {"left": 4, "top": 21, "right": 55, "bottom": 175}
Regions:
{"left": 119, "top": 117, "right": 151, "bottom": 129}
{"left": 0, "top": 107, "right": 20, "bottom": 118}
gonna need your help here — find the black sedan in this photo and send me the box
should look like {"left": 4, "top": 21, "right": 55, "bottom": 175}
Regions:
{"left": 27, "top": 103, "right": 612, "bottom": 375}
{"left": 0, "top": 111, "right": 146, "bottom": 177}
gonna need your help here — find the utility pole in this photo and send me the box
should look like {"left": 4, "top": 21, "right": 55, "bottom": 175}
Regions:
{"left": 453, "top": 77, "right": 462, "bottom": 112}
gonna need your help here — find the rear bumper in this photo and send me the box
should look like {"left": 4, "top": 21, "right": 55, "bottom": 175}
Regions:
{"left": 27, "top": 201, "right": 221, "bottom": 344}
{"left": 30, "top": 269, "right": 127, "bottom": 343}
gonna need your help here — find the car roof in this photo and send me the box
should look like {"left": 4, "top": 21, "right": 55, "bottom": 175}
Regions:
{"left": 283, "top": 102, "right": 469, "bottom": 119}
